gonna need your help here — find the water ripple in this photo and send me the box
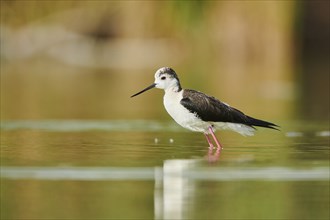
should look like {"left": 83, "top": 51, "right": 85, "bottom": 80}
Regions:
{"left": 1, "top": 166, "right": 328, "bottom": 181}
{"left": 1, "top": 120, "right": 182, "bottom": 132}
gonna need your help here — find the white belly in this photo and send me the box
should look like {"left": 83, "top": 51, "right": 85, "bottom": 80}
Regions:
{"left": 163, "top": 90, "right": 255, "bottom": 136}
{"left": 163, "top": 90, "right": 211, "bottom": 133}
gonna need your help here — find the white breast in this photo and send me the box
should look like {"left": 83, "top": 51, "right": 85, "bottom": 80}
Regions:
{"left": 163, "top": 89, "right": 256, "bottom": 136}
{"left": 163, "top": 89, "right": 211, "bottom": 133}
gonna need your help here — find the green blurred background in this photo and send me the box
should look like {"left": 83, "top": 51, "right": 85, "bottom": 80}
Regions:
{"left": 1, "top": 0, "right": 329, "bottom": 121}
{"left": 1, "top": 2, "right": 329, "bottom": 220}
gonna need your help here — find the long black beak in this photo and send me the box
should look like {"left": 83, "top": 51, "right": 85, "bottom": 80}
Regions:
{"left": 131, "top": 83, "right": 157, "bottom": 98}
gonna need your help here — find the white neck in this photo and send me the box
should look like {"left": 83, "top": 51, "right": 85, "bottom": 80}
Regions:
{"left": 165, "top": 85, "right": 181, "bottom": 94}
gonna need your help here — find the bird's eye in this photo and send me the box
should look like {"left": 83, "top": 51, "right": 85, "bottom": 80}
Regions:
{"left": 161, "top": 76, "right": 166, "bottom": 80}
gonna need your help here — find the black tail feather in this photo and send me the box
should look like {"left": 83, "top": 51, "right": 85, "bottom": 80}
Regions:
{"left": 247, "top": 116, "right": 280, "bottom": 130}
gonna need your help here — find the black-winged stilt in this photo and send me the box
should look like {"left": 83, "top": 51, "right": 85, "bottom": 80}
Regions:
{"left": 131, "top": 67, "right": 279, "bottom": 158}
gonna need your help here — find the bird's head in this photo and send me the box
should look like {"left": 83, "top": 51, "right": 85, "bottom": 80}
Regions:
{"left": 131, "top": 67, "right": 182, "bottom": 98}
{"left": 154, "top": 67, "right": 181, "bottom": 91}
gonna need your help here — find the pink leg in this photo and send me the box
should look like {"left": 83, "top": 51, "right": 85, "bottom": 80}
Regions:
{"left": 204, "top": 133, "right": 214, "bottom": 150}
{"left": 205, "top": 126, "right": 223, "bottom": 162}
{"left": 208, "top": 126, "right": 222, "bottom": 149}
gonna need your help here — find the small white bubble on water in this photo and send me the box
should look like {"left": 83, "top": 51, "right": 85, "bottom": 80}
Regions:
{"left": 169, "top": 138, "right": 174, "bottom": 143}
{"left": 154, "top": 138, "right": 159, "bottom": 144}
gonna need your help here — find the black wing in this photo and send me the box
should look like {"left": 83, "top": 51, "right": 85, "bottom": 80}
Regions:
{"left": 180, "top": 89, "right": 279, "bottom": 130}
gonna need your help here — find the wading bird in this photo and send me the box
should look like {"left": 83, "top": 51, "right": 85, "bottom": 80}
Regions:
{"left": 131, "top": 67, "right": 279, "bottom": 159}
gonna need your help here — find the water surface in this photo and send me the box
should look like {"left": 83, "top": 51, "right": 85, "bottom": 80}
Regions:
{"left": 1, "top": 120, "right": 329, "bottom": 219}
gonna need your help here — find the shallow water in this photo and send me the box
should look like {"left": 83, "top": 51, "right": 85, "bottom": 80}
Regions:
{"left": 1, "top": 120, "right": 329, "bottom": 219}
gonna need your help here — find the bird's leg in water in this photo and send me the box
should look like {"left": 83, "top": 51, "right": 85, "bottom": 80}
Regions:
{"left": 204, "top": 133, "right": 214, "bottom": 150}
{"left": 205, "top": 127, "right": 222, "bottom": 162}
{"left": 208, "top": 126, "right": 223, "bottom": 150}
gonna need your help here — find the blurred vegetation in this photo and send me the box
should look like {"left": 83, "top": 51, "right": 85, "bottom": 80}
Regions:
{"left": 1, "top": 3, "right": 329, "bottom": 220}
{"left": 0, "top": 1, "right": 329, "bottom": 121}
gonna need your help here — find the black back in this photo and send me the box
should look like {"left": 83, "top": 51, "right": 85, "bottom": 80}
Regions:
{"left": 180, "top": 89, "right": 278, "bottom": 129}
